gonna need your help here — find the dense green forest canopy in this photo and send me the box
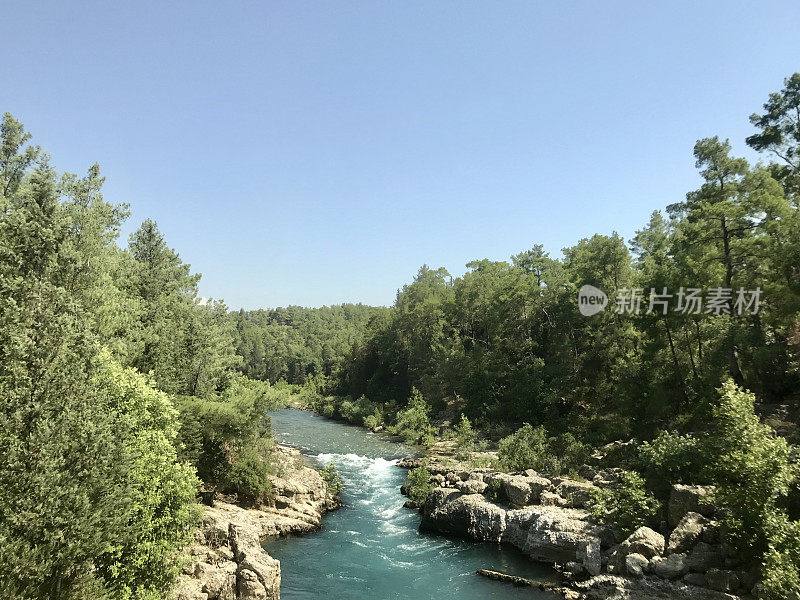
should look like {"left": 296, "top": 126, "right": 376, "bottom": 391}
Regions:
{"left": 230, "top": 303, "right": 387, "bottom": 383}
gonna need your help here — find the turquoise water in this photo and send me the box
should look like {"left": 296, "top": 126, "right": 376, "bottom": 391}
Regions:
{"left": 264, "top": 409, "right": 556, "bottom": 600}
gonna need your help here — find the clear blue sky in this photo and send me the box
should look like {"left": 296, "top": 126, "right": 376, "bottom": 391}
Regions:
{"left": 4, "top": 2, "right": 799, "bottom": 308}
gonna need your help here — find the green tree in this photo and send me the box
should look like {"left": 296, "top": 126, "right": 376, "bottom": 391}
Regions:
{"left": 747, "top": 73, "right": 800, "bottom": 200}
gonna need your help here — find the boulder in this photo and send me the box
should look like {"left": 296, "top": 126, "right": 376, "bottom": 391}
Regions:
{"left": 608, "top": 527, "right": 664, "bottom": 574}
{"left": 421, "top": 488, "right": 608, "bottom": 574}
{"left": 540, "top": 491, "right": 567, "bottom": 507}
{"left": 685, "top": 542, "right": 725, "bottom": 573}
{"left": 555, "top": 479, "right": 595, "bottom": 508}
{"left": 705, "top": 569, "right": 740, "bottom": 593}
{"left": 651, "top": 553, "right": 688, "bottom": 580}
{"left": 683, "top": 572, "right": 707, "bottom": 587}
{"left": 668, "top": 485, "right": 714, "bottom": 527}
{"left": 237, "top": 569, "right": 267, "bottom": 600}
{"left": 525, "top": 472, "right": 553, "bottom": 498}
{"left": 622, "top": 527, "right": 665, "bottom": 559}
{"left": 456, "top": 479, "right": 487, "bottom": 495}
{"left": 625, "top": 553, "right": 649, "bottom": 578}
{"left": 503, "top": 475, "right": 534, "bottom": 506}
{"left": 576, "top": 574, "right": 741, "bottom": 600}
{"left": 668, "top": 512, "right": 706, "bottom": 554}
{"left": 176, "top": 445, "right": 335, "bottom": 600}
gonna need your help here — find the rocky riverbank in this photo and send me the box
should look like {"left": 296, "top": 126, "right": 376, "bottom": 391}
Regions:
{"left": 175, "top": 445, "right": 338, "bottom": 600}
{"left": 399, "top": 458, "right": 756, "bottom": 600}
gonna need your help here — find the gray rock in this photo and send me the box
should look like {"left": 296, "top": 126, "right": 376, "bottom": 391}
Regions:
{"left": 526, "top": 473, "right": 553, "bottom": 498}
{"left": 576, "top": 574, "right": 741, "bottom": 600}
{"left": 686, "top": 542, "right": 725, "bottom": 573}
{"left": 669, "top": 485, "right": 715, "bottom": 527}
{"left": 668, "top": 512, "right": 706, "bottom": 554}
{"left": 456, "top": 479, "right": 487, "bottom": 495}
{"left": 421, "top": 488, "right": 609, "bottom": 575}
{"left": 651, "top": 553, "right": 688, "bottom": 580}
{"left": 622, "top": 527, "right": 666, "bottom": 559}
{"left": 555, "top": 479, "right": 596, "bottom": 508}
{"left": 237, "top": 569, "right": 267, "bottom": 600}
{"left": 625, "top": 553, "right": 649, "bottom": 578}
{"left": 683, "top": 572, "right": 707, "bottom": 587}
{"left": 540, "top": 491, "right": 567, "bottom": 507}
{"left": 705, "top": 569, "right": 739, "bottom": 593}
{"left": 503, "top": 475, "right": 534, "bottom": 506}
{"left": 564, "top": 561, "right": 586, "bottom": 575}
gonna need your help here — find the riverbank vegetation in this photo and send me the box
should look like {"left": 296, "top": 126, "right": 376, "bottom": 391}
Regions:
{"left": 0, "top": 114, "right": 288, "bottom": 599}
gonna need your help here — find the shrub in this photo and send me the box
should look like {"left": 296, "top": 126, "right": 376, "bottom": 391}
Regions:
{"left": 392, "top": 388, "right": 436, "bottom": 446}
{"left": 497, "top": 424, "right": 587, "bottom": 475}
{"left": 339, "top": 399, "right": 357, "bottom": 422}
{"left": 228, "top": 442, "right": 275, "bottom": 505}
{"left": 363, "top": 407, "right": 384, "bottom": 431}
{"left": 638, "top": 430, "right": 705, "bottom": 500}
{"left": 704, "top": 381, "right": 794, "bottom": 559}
{"left": 498, "top": 424, "right": 549, "bottom": 472}
{"left": 320, "top": 461, "right": 344, "bottom": 497}
{"left": 453, "top": 414, "right": 476, "bottom": 460}
{"left": 548, "top": 432, "right": 591, "bottom": 475}
{"left": 589, "top": 470, "right": 660, "bottom": 538}
{"left": 404, "top": 462, "right": 433, "bottom": 505}
{"left": 761, "top": 513, "right": 800, "bottom": 600}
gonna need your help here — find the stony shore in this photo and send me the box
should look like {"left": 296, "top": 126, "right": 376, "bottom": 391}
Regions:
{"left": 398, "top": 457, "right": 757, "bottom": 600}
{"left": 175, "top": 445, "right": 338, "bottom": 600}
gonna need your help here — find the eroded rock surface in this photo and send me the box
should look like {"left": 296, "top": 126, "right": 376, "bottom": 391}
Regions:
{"left": 175, "top": 446, "right": 336, "bottom": 600}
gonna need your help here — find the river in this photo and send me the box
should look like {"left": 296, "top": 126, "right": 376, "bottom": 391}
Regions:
{"left": 264, "top": 409, "right": 556, "bottom": 600}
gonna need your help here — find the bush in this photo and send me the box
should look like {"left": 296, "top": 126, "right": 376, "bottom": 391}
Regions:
{"left": 453, "top": 414, "right": 476, "bottom": 460}
{"left": 761, "top": 513, "right": 800, "bottom": 600}
{"left": 392, "top": 388, "right": 436, "bottom": 446}
{"left": 589, "top": 470, "right": 660, "bottom": 538}
{"left": 497, "top": 424, "right": 587, "bottom": 475}
{"left": 704, "top": 381, "right": 794, "bottom": 559}
{"left": 339, "top": 399, "right": 358, "bottom": 422}
{"left": 320, "top": 461, "right": 344, "bottom": 497}
{"left": 404, "top": 462, "right": 433, "bottom": 505}
{"left": 228, "top": 442, "right": 275, "bottom": 505}
{"left": 92, "top": 352, "right": 201, "bottom": 599}
{"left": 638, "top": 430, "right": 705, "bottom": 500}
{"left": 363, "top": 407, "right": 384, "bottom": 431}
{"left": 549, "top": 432, "right": 591, "bottom": 474}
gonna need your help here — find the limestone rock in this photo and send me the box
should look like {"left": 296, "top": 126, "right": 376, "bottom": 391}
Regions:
{"left": 502, "top": 475, "right": 534, "bottom": 506}
{"left": 683, "top": 572, "right": 707, "bottom": 587}
{"left": 456, "top": 479, "right": 487, "bottom": 495}
{"left": 705, "top": 569, "right": 739, "bottom": 593}
{"left": 625, "top": 553, "right": 649, "bottom": 578}
{"left": 540, "top": 491, "right": 567, "bottom": 507}
{"left": 420, "top": 488, "right": 608, "bottom": 575}
{"left": 685, "top": 542, "right": 725, "bottom": 573}
{"left": 668, "top": 512, "right": 706, "bottom": 554}
{"left": 576, "top": 574, "right": 741, "bottom": 600}
{"left": 554, "top": 479, "right": 595, "bottom": 509}
{"left": 651, "top": 553, "right": 688, "bottom": 580}
{"left": 668, "top": 485, "right": 714, "bottom": 527}
{"left": 176, "top": 445, "right": 335, "bottom": 600}
{"left": 622, "top": 527, "right": 666, "bottom": 559}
